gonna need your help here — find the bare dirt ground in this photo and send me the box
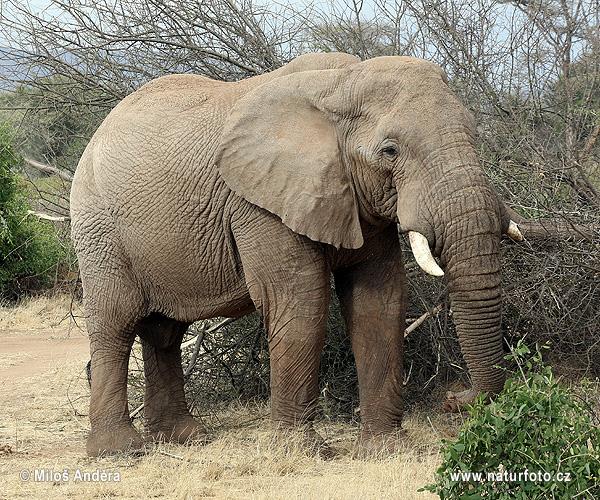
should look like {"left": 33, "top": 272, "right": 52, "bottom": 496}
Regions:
{"left": 0, "top": 328, "right": 89, "bottom": 387}
{"left": 0, "top": 296, "right": 446, "bottom": 500}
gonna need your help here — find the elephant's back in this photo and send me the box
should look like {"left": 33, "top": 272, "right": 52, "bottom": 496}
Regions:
{"left": 118, "top": 74, "right": 232, "bottom": 113}
{"left": 75, "top": 76, "right": 231, "bottom": 216}
{"left": 71, "top": 74, "right": 251, "bottom": 321}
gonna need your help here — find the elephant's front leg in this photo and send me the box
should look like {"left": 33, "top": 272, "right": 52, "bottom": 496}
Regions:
{"left": 334, "top": 225, "right": 408, "bottom": 457}
{"left": 233, "top": 213, "right": 332, "bottom": 456}
{"left": 267, "top": 295, "right": 330, "bottom": 455}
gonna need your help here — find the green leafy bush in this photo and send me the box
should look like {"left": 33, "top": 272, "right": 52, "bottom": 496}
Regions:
{"left": 423, "top": 341, "right": 600, "bottom": 499}
{"left": 0, "top": 123, "right": 62, "bottom": 298}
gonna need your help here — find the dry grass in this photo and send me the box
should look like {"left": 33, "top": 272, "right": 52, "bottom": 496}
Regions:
{"left": 0, "top": 377, "right": 451, "bottom": 500}
{"left": 0, "top": 294, "right": 83, "bottom": 332}
{"left": 0, "top": 295, "right": 455, "bottom": 499}
{"left": 1, "top": 390, "right": 446, "bottom": 500}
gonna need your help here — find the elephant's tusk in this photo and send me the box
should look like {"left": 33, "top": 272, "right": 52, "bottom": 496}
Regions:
{"left": 505, "top": 220, "right": 524, "bottom": 242}
{"left": 408, "top": 231, "right": 444, "bottom": 277}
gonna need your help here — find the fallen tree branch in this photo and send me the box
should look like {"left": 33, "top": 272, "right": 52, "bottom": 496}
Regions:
{"left": 184, "top": 325, "right": 206, "bottom": 377}
{"left": 129, "top": 403, "right": 144, "bottom": 419}
{"left": 405, "top": 304, "right": 443, "bottom": 337}
{"left": 181, "top": 317, "right": 238, "bottom": 349}
{"left": 27, "top": 210, "right": 70, "bottom": 222}
{"left": 24, "top": 157, "right": 74, "bottom": 182}
{"left": 505, "top": 204, "right": 595, "bottom": 242}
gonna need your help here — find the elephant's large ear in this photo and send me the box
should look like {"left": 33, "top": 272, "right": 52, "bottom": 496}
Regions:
{"left": 215, "top": 71, "right": 363, "bottom": 250}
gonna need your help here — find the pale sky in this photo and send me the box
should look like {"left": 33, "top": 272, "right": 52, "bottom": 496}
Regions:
{"left": 27, "top": 0, "right": 53, "bottom": 11}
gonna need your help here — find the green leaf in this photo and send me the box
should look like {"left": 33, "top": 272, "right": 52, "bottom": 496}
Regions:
{"left": 428, "top": 343, "right": 600, "bottom": 499}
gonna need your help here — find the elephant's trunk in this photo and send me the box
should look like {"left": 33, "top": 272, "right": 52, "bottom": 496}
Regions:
{"left": 410, "top": 149, "right": 508, "bottom": 400}
{"left": 441, "top": 208, "right": 505, "bottom": 396}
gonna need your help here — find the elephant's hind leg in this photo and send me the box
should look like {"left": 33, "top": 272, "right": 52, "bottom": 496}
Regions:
{"left": 85, "top": 287, "right": 146, "bottom": 456}
{"left": 137, "top": 315, "right": 209, "bottom": 445}
{"left": 75, "top": 212, "right": 148, "bottom": 456}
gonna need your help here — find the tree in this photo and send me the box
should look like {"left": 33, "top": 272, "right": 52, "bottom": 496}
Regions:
{"left": 401, "top": 0, "right": 600, "bottom": 211}
{"left": 0, "top": 0, "right": 312, "bottom": 173}
{"left": 0, "top": 81, "right": 99, "bottom": 173}
{"left": 0, "top": 123, "right": 61, "bottom": 298}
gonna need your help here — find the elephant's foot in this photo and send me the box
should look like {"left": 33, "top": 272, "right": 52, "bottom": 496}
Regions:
{"left": 271, "top": 423, "right": 335, "bottom": 460}
{"left": 147, "top": 415, "right": 210, "bottom": 445}
{"left": 352, "top": 429, "right": 412, "bottom": 459}
{"left": 442, "top": 387, "right": 484, "bottom": 413}
{"left": 87, "top": 422, "right": 145, "bottom": 457}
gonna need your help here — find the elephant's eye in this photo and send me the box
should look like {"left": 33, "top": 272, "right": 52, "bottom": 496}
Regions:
{"left": 381, "top": 144, "right": 398, "bottom": 158}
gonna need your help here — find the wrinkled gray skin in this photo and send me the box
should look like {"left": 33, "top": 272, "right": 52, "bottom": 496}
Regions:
{"left": 71, "top": 52, "right": 512, "bottom": 457}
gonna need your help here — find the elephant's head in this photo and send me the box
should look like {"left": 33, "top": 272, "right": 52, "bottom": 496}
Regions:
{"left": 216, "top": 55, "right": 521, "bottom": 404}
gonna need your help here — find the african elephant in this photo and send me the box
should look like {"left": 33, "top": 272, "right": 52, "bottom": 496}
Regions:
{"left": 70, "top": 52, "right": 522, "bottom": 457}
